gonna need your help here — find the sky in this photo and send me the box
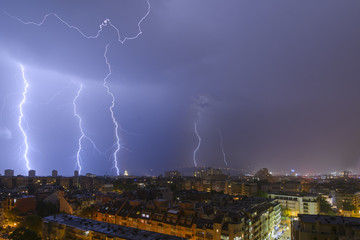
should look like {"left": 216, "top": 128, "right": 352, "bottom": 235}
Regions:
{"left": 1, "top": 0, "right": 360, "bottom": 176}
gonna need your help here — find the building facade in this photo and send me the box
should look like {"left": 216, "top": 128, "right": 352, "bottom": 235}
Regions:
{"left": 96, "top": 197, "right": 281, "bottom": 240}
{"left": 43, "top": 214, "right": 186, "bottom": 240}
{"left": 268, "top": 193, "right": 319, "bottom": 217}
{"left": 292, "top": 214, "right": 360, "bottom": 240}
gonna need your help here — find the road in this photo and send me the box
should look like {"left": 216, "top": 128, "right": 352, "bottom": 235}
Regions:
{"left": 273, "top": 219, "right": 291, "bottom": 240}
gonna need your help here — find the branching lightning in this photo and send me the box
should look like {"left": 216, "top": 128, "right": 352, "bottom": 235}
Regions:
{"left": 19, "top": 64, "right": 31, "bottom": 171}
{"left": 4, "top": 0, "right": 151, "bottom": 44}
{"left": 73, "top": 84, "right": 84, "bottom": 174}
{"left": 218, "top": 129, "right": 228, "bottom": 167}
{"left": 103, "top": 44, "right": 121, "bottom": 176}
{"left": 73, "top": 83, "right": 104, "bottom": 175}
{"left": 6, "top": 0, "right": 152, "bottom": 175}
{"left": 193, "top": 122, "right": 201, "bottom": 167}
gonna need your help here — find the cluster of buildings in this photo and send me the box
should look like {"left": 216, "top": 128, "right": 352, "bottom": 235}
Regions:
{"left": 95, "top": 194, "right": 281, "bottom": 240}
{"left": 2, "top": 167, "right": 360, "bottom": 239}
{"left": 0, "top": 169, "right": 105, "bottom": 191}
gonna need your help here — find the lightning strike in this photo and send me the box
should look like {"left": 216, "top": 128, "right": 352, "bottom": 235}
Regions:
{"left": 73, "top": 84, "right": 85, "bottom": 174}
{"left": 19, "top": 64, "right": 31, "bottom": 171}
{"left": 193, "top": 122, "right": 201, "bottom": 167}
{"left": 103, "top": 44, "right": 121, "bottom": 176}
{"left": 218, "top": 129, "right": 228, "bottom": 167}
{"left": 7, "top": 0, "right": 152, "bottom": 175}
{"left": 4, "top": 0, "right": 151, "bottom": 44}
{"left": 73, "top": 84, "right": 103, "bottom": 175}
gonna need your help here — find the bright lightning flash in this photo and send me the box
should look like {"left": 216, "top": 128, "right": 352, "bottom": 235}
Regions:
{"left": 7, "top": 0, "right": 152, "bottom": 175}
{"left": 193, "top": 122, "right": 201, "bottom": 167}
{"left": 103, "top": 44, "right": 120, "bottom": 176}
{"left": 218, "top": 129, "right": 228, "bottom": 167}
{"left": 4, "top": 0, "right": 151, "bottom": 44}
{"left": 19, "top": 64, "right": 31, "bottom": 171}
{"left": 73, "top": 84, "right": 104, "bottom": 175}
{"left": 73, "top": 84, "right": 85, "bottom": 174}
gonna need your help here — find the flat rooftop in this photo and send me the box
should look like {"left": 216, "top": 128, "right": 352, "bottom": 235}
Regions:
{"left": 44, "top": 214, "right": 187, "bottom": 240}
{"left": 269, "top": 192, "right": 318, "bottom": 197}
{"left": 299, "top": 214, "right": 360, "bottom": 226}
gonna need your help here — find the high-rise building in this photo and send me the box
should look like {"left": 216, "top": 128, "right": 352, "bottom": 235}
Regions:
{"left": 52, "top": 170, "right": 58, "bottom": 178}
{"left": 28, "top": 170, "right": 36, "bottom": 177}
{"left": 74, "top": 170, "right": 79, "bottom": 177}
{"left": 4, "top": 169, "right": 14, "bottom": 177}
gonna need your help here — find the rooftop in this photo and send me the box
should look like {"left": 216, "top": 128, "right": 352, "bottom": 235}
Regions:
{"left": 299, "top": 214, "right": 360, "bottom": 226}
{"left": 44, "top": 214, "right": 187, "bottom": 240}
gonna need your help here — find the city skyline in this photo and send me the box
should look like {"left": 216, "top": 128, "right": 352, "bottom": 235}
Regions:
{"left": 1, "top": 0, "right": 360, "bottom": 176}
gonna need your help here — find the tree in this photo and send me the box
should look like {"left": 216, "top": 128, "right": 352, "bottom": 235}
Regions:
{"left": 26, "top": 184, "right": 36, "bottom": 195}
{"left": 342, "top": 202, "right": 356, "bottom": 212}
{"left": 4, "top": 208, "right": 22, "bottom": 225}
{"left": 255, "top": 191, "right": 268, "bottom": 198}
{"left": 319, "top": 197, "right": 335, "bottom": 215}
{"left": 113, "top": 179, "right": 138, "bottom": 192}
{"left": 79, "top": 205, "right": 98, "bottom": 219}
{"left": 36, "top": 201, "right": 59, "bottom": 217}
{"left": 21, "top": 215, "right": 43, "bottom": 236}
{"left": 9, "top": 227, "right": 41, "bottom": 240}
{"left": 280, "top": 206, "right": 291, "bottom": 218}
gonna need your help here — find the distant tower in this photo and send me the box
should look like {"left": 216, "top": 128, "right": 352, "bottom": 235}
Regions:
{"left": 4, "top": 169, "right": 14, "bottom": 177}
{"left": 74, "top": 170, "right": 79, "bottom": 177}
{"left": 52, "top": 170, "right": 58, "bottom": 178}
{"left": 124, "top": 170, "right": 129, "bottom": 176}
{"left": 28, "top": 170, "right": 36, "bottom": 177}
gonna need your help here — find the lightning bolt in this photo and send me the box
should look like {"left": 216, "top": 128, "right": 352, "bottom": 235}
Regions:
{"left": 73, "top": 84, "right": 85, "bottom": 174}
{"left": 193, "top": 122, "right": 201, "bottom": 167}
{"left": 73, "top": 83, "right": 104, "bottom": 175}
{"left": 19, "top": 64, "right": 30, "bottom": 171}
{"left": 6, "top": 0, "right": 152, "bottom": 175}
{"left": 4, "top": 0, "right": 151, "bottom": 44}
{"left": 218, "top": 129, "right": 228, "bottom": 167}
{"left": 103, "top": 44, "right": 120, "bottom": 176}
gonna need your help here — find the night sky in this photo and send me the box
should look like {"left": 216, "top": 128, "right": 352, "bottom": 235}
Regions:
{"left": 1, "top": 0, "right": 360, "bottom": 176}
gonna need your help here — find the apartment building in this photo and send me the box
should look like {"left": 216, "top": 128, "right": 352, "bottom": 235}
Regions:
{"left": 268, "top": 192, "right": 319, "bottom": 217}
{"left": 43, "top": 214, "right": 186, "bottom": 240}
{"left": 96, "top": 197, "right": 280, "bottom": 240}
{"left": 292, "top": 214, "right": 360, "bottom": 240}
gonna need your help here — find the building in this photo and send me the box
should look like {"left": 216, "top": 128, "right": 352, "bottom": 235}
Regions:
{"left": 0, "top": 197, "right": 15, "bottom": 226}
{"left": 96, "top": 196, "right": 281, "bottom": 240}
{"left": 194, "top": 168, "right": 226, "bottom": 180}
{"left": 269, "top": 192, "right": 319, "bottom": 217}
{"left": 14, "top": 196, "right": 36, "bottom": 213}
{"left": 227, "top": 181, "right": 258, "bottom": 196}
{"left": 165, "top": 170, "right": 182, "bottom": 178}
{"left": 44, "top": 191, "right": 74, "bottom": 214}
{"left": 292, "top": 214, "right": 360, "bottom": 240}
{"left": 52, "top": 170, "right": 58, "bottom": 178}
{"left": 74, "top": 170, "right": 79, "bottom": 177}
{"left": 86, "top": 173, "right": 96, "bottom": 178}
{"left": 28, "top": 170, "right": 36, "bottom": 177}
{"left": 43, "top": 214, "right": 186, "bottom": 240}
{"left": 335, "top": 190, "right": 355, "bottom": 214}
{"left": 4, "top": 169, "right": 14, "bottom": 177}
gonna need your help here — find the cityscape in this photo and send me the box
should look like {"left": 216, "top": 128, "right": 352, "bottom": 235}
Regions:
{"left": 1, "top": 0, "right": 360, "bottom": 240}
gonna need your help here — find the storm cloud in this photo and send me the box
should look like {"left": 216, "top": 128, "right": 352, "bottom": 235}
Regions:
{"left": 1, "top": 0, "right": 360, "bottom": 176}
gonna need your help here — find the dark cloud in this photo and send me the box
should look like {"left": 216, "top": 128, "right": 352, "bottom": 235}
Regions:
{"left": 1, "top": 0, "right": 360, "bottom": 176}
